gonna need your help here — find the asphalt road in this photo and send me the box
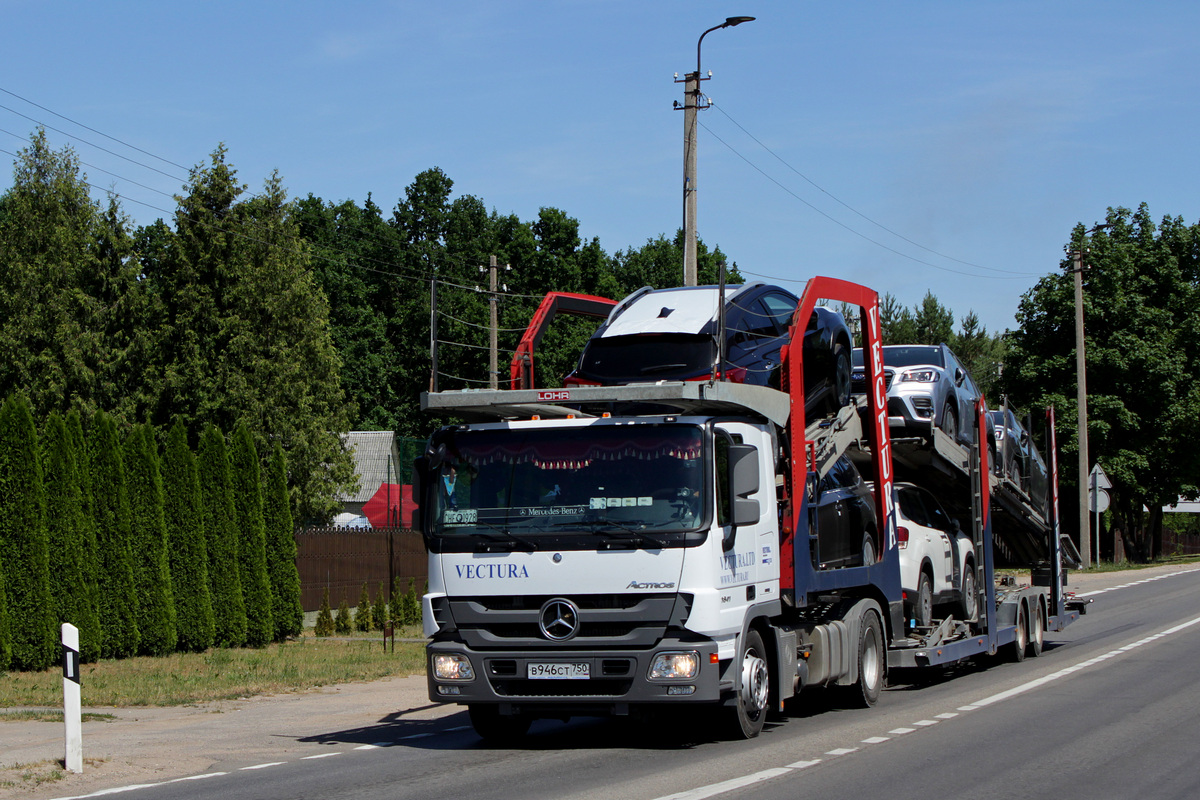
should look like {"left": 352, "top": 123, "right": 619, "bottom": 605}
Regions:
{"left": 44, "top": 565, "right": 1200, "bottom": 800}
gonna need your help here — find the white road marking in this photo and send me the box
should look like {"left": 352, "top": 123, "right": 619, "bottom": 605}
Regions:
{"left": 912, "top": 719, "right": 938, "bottom": 726}
{"left": 825, "top": 747, "right": 858, "bottom": 756}
{"left": 786, "top": 759, "right": 822, "bottom": 769}
{"left": 300, "top": 752, "right": 342, "bottom": 760}
{"left": 654, "top": 768, "right": 793, "bottom": 800}
{"left": 1074, "top": 566, "right": 1200, "bottom": 598}
{"left": 240, "top": 762, "right": 285, "bottom": 770}
{"left": 861, "top": 737, "right": 890, "bottom": 744}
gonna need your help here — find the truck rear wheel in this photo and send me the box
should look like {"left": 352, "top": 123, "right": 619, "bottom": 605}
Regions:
{"left": 724, "top": 629, "right": 770, "bottom": 739}
{"left": 468, "top": 704, "right": 531, "bottom": 742}
{"left": 1008, "top": 605, "right": 1028, "bottom": 663}
{"left": 1028, "top": 601, "right": 1044, "bottom": 657}
{"left": 847, "top": 610, "right": 884, "bottom": 707}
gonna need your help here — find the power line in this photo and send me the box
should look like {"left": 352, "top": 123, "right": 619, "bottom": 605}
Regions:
{"left": 710, "top": 104, "right": 1040, "bottom": 278}
{"left": 0, "top": 85, "right": 191, "bottom": 171}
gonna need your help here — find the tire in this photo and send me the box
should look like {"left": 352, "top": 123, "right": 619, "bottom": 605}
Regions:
{"left": 960, "top": 562, "right": 978, "bottom": 623}
{"left": 1028, "top": 601, "right": 1045, "bottom": 658}
{"left": 847, "top": 610, "right": 884, "bottom": 708}
{"left": 941, "top": 403, "right": 959, "bottom": 443}
{"left": 1008, "top": 605, "right": 1028, "bottom": 663}
{"left": 468, "top": 704, "right": 532, "bottom": 742}
{"left": 724, "top": 629, "right": 770, "bottom": 739}
{"left": 862, "top": 533, "right": 876, "bottom": 566}
{"left": 828, "top": 343, "right": 852, "bottom": 414}
{"left": 913, "top": 571, "right": 933, "bottom": 628}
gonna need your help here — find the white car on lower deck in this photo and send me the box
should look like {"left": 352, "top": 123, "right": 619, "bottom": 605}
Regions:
{"left": 895, "top": 481, "right": 976, "bottom": 628}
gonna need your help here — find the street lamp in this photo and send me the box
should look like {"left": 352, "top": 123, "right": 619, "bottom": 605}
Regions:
{"left": 679, "top": 16, "right": 755, "bottom": 287}
{"left": 1070, "top": 222, "right": 1111, "bottom": 568}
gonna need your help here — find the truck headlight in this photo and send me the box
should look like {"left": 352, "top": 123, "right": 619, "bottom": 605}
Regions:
{"left": 649, "top": 651, "right": 699, "bottom": 680}
{"left": 432, "top": 654, "right": 475, "bottom": 681}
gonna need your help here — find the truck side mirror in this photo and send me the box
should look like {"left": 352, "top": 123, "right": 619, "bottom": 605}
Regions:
{"left": 725, "top": 443, "right": 761, "bottom": 549}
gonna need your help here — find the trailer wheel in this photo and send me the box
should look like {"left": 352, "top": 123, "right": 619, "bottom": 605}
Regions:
{"left": 1008, "top": 604, "right": 1028, "bottom": 663}
{"left": 960, "top": 562, "right": 977, "bottom": 623}
{"left": 724, "top": 629, "right": 770, "bottom": 739}
{"left": 914, "top": 571, "right": 933, "bottom": 628}
{"left": 847, "top": 610, "right": 884, "bottom": 707}
{"left": 1028, "top": 601, "right": 1045, "bottom": 658}
{"left": 468, "top": 704, "right": 531, "bottom": 742}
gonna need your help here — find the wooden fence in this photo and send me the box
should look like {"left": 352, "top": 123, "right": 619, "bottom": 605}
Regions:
{"left": 295, "top": 527, "right": 427, "bottom": 611}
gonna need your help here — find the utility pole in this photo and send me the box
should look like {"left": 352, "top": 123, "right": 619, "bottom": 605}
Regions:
{"left": 429, "top": 277, "right": 439, "bottom": 393}
{"left": 480, "top": 256, "right": 509, "bottom": 389}
{"left": 1072, "top": 248, "right": 1089, "bottom": 568}
{"left": 681, "top": 68, "right": 701, "bottom": 287}
{"left": 676, "top": 16, "right": 755, "bottom": 287}
{"left": 488, "top": 255, "right": 499, "bottom": 389}
{"left": 1070, "top": 223, "right": 1110, "bottom": 569}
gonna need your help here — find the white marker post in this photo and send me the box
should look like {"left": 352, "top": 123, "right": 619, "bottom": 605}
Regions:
{"left": 62, "top": 623, "right": 82, "bottom": 773}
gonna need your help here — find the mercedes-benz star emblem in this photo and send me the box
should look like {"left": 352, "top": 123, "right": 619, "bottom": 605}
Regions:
{"left": 538, "top": 598, "right": 579, "bottom": 641}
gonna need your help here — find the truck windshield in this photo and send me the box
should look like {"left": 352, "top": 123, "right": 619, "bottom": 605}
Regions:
{"left": 429, "top": 424, "right": 706, "bottom": 542}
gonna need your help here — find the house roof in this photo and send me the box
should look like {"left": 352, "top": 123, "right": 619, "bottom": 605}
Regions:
{"left": 340, "top": 431, "right": 400, "bottom": 503}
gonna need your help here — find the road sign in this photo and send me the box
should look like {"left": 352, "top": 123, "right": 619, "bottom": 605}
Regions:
{"left": 1089, "top": 486, "right": 1110, "bottom": 512}
{"left": 1090, "top": 463, "right": 1111, "bottom": 490}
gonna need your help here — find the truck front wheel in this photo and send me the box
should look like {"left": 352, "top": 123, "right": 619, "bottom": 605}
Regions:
{"left": 847, "top": 610, "right": 884, "bottom": 707}
{"left": 468, "top": 704, "right": 531, "bottom": 742}
{"left": 724, "top": 629, "right": 770, "bottom": 739}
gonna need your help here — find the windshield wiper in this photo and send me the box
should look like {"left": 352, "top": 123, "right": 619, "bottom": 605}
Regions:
{"left": 468, "top": 521, "right": 537, "bottom": 552}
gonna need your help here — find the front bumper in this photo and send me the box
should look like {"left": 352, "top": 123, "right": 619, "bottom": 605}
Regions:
{"left": 426, "top": 635, "right": 722, "bottom": 713}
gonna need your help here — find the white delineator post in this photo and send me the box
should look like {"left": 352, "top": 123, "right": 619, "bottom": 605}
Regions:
{"left": 62, "top": 623, "right": 82, "bottom": 773}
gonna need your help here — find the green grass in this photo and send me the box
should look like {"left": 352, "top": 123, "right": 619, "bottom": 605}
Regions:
{"left": 0, "top": 628, "right": 426, "bottom": 709}
{"left": 0, "top": 711, "right": 116, "bottom": 723}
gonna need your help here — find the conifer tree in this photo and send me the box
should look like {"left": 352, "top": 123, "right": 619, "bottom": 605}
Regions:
{"left": 389, "top": 577, "right": 405, "bottom": 629}
{"left": 230, "top": 422, "right": 273, "bottom": 647}
{"left": 403, "top": 578, "right": 421, "bottom": 627}
{"left": 355, "top": 582, "right": 372, "bottom": 632}
{"left": 372, "top": 582, "right": 387, "bottom": 631}
{"left": 65, "top": 411, "right": 102, "bottom": 662}
{"left": 335, "top": 595, "right": 352, "bottom": 634}
{"left": 263, "top": 444, "right": 302, "bottom": 640}
{"left": 88, "top": 411, "right": 140, "bottom": 659}
{"left": 198, "top": 425, "right": 246, "bottom": 648}
{"left": 163, "top": 420, "right": 214, "bottom": 652}
{"left": 0, "top": 395, "right": 55, "bottom": 670}
{"left": 40, "top": 412, "right": 101, "bottom": 664}
{"left": 123, "top": 424, "right": 177, "bottom": 656}
{"left": 0, "top": 550, "right": 8, "bottom": 670}
{"left": 314, "top": 588, "right": 334, "bottom": 637}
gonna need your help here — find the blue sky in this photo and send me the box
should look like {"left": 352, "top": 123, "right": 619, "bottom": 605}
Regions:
{"left": 2, "top": 1, "right": 1197, "bottom": 333}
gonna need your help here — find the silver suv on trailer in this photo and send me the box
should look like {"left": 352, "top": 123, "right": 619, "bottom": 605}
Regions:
{"left": 851, "top": 343, "right": 983, "bottom": 447}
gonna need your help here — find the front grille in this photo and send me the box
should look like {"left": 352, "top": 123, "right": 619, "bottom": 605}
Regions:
{"left": 851, "top": 370, "right": 894, "bottom": 395}
{"left": 447, "top": 593, "right": 692, "bottom": 650}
